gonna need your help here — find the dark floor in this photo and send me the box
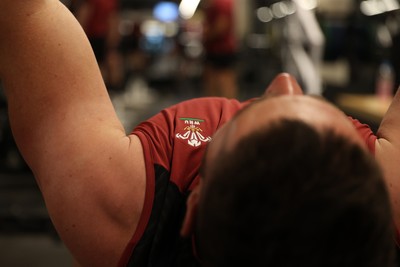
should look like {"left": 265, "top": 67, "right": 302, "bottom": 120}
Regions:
{"left": 0, "top": 234, "right": 73, "bottom": 267}
{"left": 0, "top": 170, "right": 72, "bottom": 266}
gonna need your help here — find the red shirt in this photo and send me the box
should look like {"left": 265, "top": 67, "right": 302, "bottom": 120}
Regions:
{"left": 203, "top": 0, "right": 237, "bottom": 54}
{"left": 119, "top": 97, "right": 381, "bottom": 266}
{"left": 348, "top": 117, "right": 376, "bottom": 154}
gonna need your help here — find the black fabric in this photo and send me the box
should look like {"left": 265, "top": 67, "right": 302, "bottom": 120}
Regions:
{"left": 126, "top": 164, "right": 200, "bottom": 267}
{"left": 396, "top": 245, "right": 400, "bottom": 267}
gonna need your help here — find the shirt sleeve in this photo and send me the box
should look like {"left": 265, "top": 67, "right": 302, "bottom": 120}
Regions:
{"left": 348, "top": 116, "right": 400, "bottom": 246}
{"left": 118, "top": 97, "right": 244, "bottom": 266}
{"left": 348, "top": 116, "right": 377, "bottom": 154}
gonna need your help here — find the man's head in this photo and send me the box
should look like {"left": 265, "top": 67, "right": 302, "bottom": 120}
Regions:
{"left": 181, "top": 73, "right": 396, "bottom": 266}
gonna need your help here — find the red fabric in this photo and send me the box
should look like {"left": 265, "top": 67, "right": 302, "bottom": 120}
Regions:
{"left": 203, "top": 0, "right": 237, "bottom": 54}
{"left": 118, "top": 100, "right": 388, "bottom": 265}
{"left": 118, "top": 97, "right": 245, "bottom": 266}
{"left": 348, "top": 117, "right": 377, "bottom": 154}
{"left": 85, "top": 0, "right": 118, "bottom": 38}
{"left": 349, "top": 117, "right": 400, "bottom": 246}
{"left": 117, "top": 130, "right": 155, "bottom": 267}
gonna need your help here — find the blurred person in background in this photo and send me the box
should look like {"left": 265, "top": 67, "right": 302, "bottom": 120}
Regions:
{"left": 74, "top": 0, "right": 124, "bottom": 91}
{"left": 202, "top": 0, "right": 239, "bottom": 98}
{"left": 1, "top": 1, "right": 400, "bottom": 267}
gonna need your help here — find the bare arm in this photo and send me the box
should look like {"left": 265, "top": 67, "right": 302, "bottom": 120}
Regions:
{"left": 0, "top": 1, "right": 145, "bottom": 266}
{"left": 375, "top": 88, "right": 400, "bottom": 230}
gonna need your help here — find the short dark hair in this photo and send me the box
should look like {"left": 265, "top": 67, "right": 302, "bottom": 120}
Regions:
{"left": 197, "top": 119, "right": 396, "bottom": 267}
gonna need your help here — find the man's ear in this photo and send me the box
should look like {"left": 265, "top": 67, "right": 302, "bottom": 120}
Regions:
{"left": 180, "top": 179, "right": 203, "bottom": 237}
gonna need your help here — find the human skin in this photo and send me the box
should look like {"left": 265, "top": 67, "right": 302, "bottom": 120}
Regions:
{"left": 1, "top": 1, "right": 400, "bottom": 266}
{"left": 181, "top": 73, "right": 372, "bottom": 236}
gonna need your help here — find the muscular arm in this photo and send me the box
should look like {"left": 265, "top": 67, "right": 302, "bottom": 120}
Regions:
{"left": 0, "top": 1, "right": 145, "bottom": 266}
{"left": 375, "top": 88, "right": 400, "bottom": 230}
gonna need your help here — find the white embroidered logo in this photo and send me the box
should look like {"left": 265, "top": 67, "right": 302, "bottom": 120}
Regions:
{"left": 176, "top": 118, "right": 212, "bottom": 147}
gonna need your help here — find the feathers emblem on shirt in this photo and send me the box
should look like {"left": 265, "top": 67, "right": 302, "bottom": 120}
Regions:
{"left": 176, "top": 118, "right": 212, "bottom": 147}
